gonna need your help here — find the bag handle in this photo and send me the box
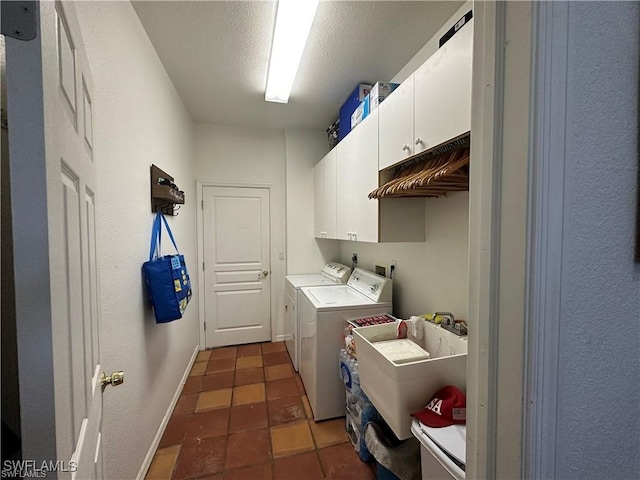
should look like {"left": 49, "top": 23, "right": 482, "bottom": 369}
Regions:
{"left": 160, "top": 212, "right": 179, "bottom": 253}
{"left": 148, "top": 212, "right": 180, "bottom": 261}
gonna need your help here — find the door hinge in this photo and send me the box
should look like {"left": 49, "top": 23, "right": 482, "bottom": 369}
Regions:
{"left": 204, "top": 322, "right": 206, "bottom": 332}
{"left": 201, "top": 200, "right": 204, "bottom": 209}
{"left": 202, "top": 262, "right": 205, "bottom": 271}
{"left": 1, "top": 1, "right": 37, "bottom": 41}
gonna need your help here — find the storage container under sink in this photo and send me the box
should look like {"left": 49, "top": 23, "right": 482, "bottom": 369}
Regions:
{"left": 352, "top": 320, "right": 467, "bottom": 440}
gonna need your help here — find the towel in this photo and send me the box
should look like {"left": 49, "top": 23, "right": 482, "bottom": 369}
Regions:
{"left": 364, "top": 422, "right": 421, "bottom": 480}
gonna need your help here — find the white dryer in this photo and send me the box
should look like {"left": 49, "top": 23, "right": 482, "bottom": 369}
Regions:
{"left": 284, "top": 263, "right": 352, "bottom": 371}
{"left": 299, "top": 268, "right": 392, "bottom": 421}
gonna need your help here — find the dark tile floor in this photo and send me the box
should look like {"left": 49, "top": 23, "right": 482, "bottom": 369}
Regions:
{"left": 145, "top": 342, "right": 375, "bottom": 480}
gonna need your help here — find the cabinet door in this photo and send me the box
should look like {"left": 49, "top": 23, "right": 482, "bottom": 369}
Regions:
{"left": 323, "top": 149, "right": 337, "bottom": 239}
{"left": 350, "top": 110, "right": 379, "bottom": 243}
{"left": 313, "top": 159, "right": 325, "bottom": 238}
{"left": 336, "top": 130, "right": 356, "bottom": 241}
{"left": 337, "top": 110, "right": 379, "bottom": 243}
{"left": 414, "top": 19, "right": 473, "bottom": 152}
{"left": 378, "top": 74, "right": 415, "bottom": 170}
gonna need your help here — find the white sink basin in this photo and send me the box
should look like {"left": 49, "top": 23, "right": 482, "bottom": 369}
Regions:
{"left": 353, "top": 320, "right": 467, "bottom": 440}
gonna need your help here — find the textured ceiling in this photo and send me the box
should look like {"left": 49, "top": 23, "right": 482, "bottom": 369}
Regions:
{"left": 132, "top": 0, "right": 464, "bottom": 130}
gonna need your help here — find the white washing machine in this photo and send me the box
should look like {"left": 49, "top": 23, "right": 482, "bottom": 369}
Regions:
{"left": 411, "top": 419, "right": 466, "bottom": 480}
{"left": 299, "top": 268, "right": 392, "bottom": 421}
{"left": 284, "top": 263, "right": 352, "bottom": 371}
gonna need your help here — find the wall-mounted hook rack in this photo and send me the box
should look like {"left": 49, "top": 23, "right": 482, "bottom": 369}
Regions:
{"left": 150, "top": 164, "right": 185, "bottom": 216}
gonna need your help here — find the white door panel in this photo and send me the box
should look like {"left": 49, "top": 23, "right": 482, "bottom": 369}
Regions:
{"left": 50, "top": 1, "right": 104, "bottom": 476}
{"left": 203, "top": 186, "right": 271, "bottom": 347}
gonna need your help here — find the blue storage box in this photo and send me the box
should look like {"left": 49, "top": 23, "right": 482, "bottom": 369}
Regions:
{"left": 351, "top": 95, "right": 370, "bottom": 130}
{"left": 339, "top": 83, "right": 372, "bottom": 141}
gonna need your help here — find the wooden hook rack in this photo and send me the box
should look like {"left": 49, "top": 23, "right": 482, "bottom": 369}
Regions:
{"left": 150, "top": 164, "right": 185, "bottom": 215}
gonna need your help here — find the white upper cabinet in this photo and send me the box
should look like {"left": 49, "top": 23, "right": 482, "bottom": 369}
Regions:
{"left": 337, "top": 109, "right": 380, "bottom": 242}
{"left": 313, "top": 149, "right": 337, "bottom": 239}
{"left": 414, "top": 19, "right": 473, "bottom": 152}
{"left": 378, "top": 75, "right": 415, "bottom": 171}
{"left": 313, "top": 160, "right": 324, "bottom": 237}
{"left": 337, "top": 109, "right": 425, "bottom": 243}
{"left": 379, "top": 18, "right": 473, "bottom": 171}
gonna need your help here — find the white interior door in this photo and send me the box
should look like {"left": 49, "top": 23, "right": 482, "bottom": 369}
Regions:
{"left": 203, "top": 186, "right": 271, "bottom": 347}
{"left": 45, "top": 2, "right": 105, "bottom": 477}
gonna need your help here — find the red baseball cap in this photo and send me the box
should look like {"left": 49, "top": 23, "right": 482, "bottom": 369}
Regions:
{"left": 411, "top": 386, "right": 466, "bottom": 428}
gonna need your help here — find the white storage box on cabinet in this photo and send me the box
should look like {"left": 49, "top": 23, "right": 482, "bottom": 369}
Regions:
{"left": 352, "top": 320, "right": 467, "bottom": 440}
{"left": 313, "top": 149, "right": 337, "bottom": 239}
{"left": 336, "top": 109, "right": 425, "bottom": 243}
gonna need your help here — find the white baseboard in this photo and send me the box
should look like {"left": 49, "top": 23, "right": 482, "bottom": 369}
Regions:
{"left": 273, "top": 334, "right": 287, "bottom": 342}
{"left": 136, "top": 345, "right": 200, "bottom": 480}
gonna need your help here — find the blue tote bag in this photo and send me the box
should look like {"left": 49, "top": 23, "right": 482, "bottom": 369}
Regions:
{"left": 143, "top": 212, "right": 192, "bottom": 323}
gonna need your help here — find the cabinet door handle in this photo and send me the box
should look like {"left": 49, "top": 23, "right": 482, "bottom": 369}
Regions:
{"left": 415, "top": 137, "right": 423, "bottom": 146}
{"left": 352, "top": 232, "right": 357, "bottom": 241}
{"left": 402, "top": 144, "right": 411, "bottom": 152}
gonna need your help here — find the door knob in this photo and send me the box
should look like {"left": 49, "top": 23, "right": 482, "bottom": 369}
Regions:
{"left": 258, "top": 270, "right": 269, "bottom": 279}
{"left": 101, "top": 371, "right": 124, "bottom": 391}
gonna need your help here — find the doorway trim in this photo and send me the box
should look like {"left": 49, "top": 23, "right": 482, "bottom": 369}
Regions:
{"left": 196, "top": 181, "right": 275, "bottom": 349}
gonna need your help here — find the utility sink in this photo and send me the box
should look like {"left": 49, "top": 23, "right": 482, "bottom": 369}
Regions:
{"left": 353, "top": 320, "right": 467, "bottom": 440}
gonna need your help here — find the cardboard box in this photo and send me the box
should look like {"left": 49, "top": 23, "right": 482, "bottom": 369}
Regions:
{"left": 350, "top": 95, "right": 370, "bottom": 129}
{"left": 326, "top": 118, "right": 340, "bottom": 149}
{"left": 339, "top": 83, "right": 372, "bottom": 140}
{"left": 369, "top": 82, "right": 400, "bottom": 111}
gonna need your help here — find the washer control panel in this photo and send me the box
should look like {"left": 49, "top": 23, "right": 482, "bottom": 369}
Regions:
{"left": 347, "top": 268, "right": 392, "bottom": 303}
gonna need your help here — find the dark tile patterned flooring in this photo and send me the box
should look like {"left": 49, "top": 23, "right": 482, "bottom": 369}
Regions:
{"left": 145, "top": 342, "right": 375, "bottom": 480}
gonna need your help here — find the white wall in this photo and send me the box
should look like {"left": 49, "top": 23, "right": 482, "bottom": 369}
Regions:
{"left": 192, "top": 123, "right": 287, "bottom": 339}
{"left": 339, "top": 193, "right": 469, "bottom": 320}
{"left": 552, "top": 2, "right": 639, "bottom": 477}
{"left": 75, "top": 3, "right": 199, "bottom": 479}
{"left": 284, "top": 128, "right": 340, "bottom": 274}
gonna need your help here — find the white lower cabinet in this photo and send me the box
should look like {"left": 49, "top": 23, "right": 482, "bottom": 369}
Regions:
{"left": 337, "top": 110, "right": 425, "bottom": 243}
{"left": 313, "top": 149, "right": 337, "bottom": 239}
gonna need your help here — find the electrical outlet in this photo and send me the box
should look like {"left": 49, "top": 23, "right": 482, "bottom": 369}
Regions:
{"left": 352, "top": 253, "right": 358, "bottom": 264}
{"left": 391, "top": 260, "right": 397, "bottom": 269}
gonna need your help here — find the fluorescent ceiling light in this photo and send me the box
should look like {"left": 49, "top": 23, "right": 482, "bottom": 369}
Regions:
{"left": 265, "top": 0, "right": 319, "bottom": 103}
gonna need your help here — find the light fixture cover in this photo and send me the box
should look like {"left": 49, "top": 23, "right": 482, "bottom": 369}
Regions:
{"left": 265, "top": 0, "right": 320, "bottom": 103}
